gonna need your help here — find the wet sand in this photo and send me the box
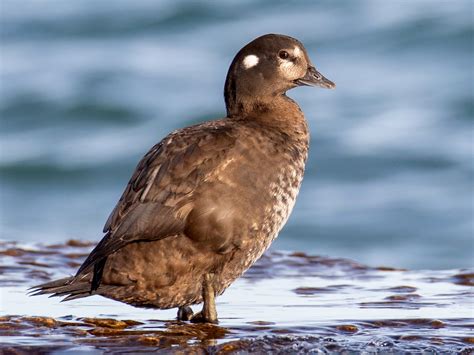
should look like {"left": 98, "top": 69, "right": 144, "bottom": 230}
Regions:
{"left": 1, "top": 240, "right": 473, "bottom": 353}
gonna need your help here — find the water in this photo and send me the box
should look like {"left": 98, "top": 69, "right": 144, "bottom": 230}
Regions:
{"left": 0, "top": 0, "right": 473, "bottom": 269}
{"left": 0, "top": 241, "right": 473, "bottom": 352}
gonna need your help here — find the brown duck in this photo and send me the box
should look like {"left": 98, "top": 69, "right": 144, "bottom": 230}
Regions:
{"left": 31, "top": 34, "right": 335, "bottom": 323}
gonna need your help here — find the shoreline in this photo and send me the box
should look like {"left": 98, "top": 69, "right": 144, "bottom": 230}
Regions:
{"left": 1, "top": 240, "right": 472, "bottom": 352}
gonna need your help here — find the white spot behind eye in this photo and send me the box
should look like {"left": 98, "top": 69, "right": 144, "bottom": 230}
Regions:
{"left": 242, "top": 55, "right": 259, "bottom": 69}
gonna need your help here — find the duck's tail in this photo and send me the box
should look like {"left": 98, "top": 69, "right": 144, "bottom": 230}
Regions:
{"left": 28, "top": 275, "right": 93, "bottom": 302}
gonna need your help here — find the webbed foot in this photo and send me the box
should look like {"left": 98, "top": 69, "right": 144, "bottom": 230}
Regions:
{"left": 191, "top": 273, "right": 218, "bottom": 323}
{"left": 190, "top": 310, "right": 218, "bottom": 324}
{"left": 177, "top": 306, "right": 194, "bottom": 321}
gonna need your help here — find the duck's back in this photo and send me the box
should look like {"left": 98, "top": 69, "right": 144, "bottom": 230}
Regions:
{"left": 92, "top": 109, "right": 309, "bottom": 308}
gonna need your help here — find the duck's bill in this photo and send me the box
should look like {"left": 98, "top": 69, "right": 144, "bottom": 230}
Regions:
{"left": 295, "top": 66, "right": 336, "bottom": 89}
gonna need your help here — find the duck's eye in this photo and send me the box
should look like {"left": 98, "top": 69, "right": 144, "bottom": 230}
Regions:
{"left": 278, "top": 50, "right": 290, "bottom": 60}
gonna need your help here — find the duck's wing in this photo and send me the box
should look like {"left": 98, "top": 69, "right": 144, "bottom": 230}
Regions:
{"left": 76, "top": 121, "right": 236, "bottom": 277}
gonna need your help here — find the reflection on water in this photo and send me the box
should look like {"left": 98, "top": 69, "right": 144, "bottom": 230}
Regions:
{"left": 1, "top": 241, "right": 472, "bottom": 352}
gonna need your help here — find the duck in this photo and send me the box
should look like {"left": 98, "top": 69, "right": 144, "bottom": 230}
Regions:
{"left": 30, "top": 33, "right": 335, "bottom": 323}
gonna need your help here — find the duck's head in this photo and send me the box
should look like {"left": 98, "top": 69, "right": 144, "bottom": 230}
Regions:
{"left": 224, "top": 34, "right": 335, "bottom": 117}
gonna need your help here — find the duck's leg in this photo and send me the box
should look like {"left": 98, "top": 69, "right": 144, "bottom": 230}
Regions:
{"left": 177, "top": 306, "right": 194, "bottom": 321}
{"left": 191, "top": 273, "right": 218, "bottom": 324}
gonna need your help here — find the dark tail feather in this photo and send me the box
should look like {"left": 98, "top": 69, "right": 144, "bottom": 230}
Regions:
{"left": 61, "top": 284, "right": 115, "bottom": 302}
{"left": 29, "top": 275, "right": 93, "bottom": 302}
{"left": 61, "top": 292, "right": 92, "bottom": 302}
{"left": 92, "top": 257, "right": 107, "bottom": 291}
{"left": 28, "top": 277, "right": 72, "bottom": 295}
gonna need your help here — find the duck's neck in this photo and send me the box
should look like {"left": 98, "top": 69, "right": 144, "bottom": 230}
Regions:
{"left": 227, "top": 94, "right": 309, "bottom": 139}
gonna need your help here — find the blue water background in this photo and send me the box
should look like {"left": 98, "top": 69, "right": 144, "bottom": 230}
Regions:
{"left": 0, "top": 0, "right": 472, "bottom": 269}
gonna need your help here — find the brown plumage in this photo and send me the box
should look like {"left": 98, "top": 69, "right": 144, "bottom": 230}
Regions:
{"left": 30, "top": 34, "right": 335, "bottom": 323}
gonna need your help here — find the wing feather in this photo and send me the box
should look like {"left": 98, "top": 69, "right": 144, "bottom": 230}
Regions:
{"left": 77, "top": 121, "right": 236, "bottom": 276}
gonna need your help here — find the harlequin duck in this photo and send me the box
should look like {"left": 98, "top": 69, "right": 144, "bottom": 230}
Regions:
{"left": 31, "top": 34, "right": 335, "bottom": 323}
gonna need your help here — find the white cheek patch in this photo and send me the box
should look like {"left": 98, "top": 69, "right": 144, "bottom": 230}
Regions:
{"left": 280, "top": 60, "right": 300, "bottom": 79}
{"left": 280, "top": 54, "right": 304, "bottom": 80}
{"left": 279, "top": 46, "right": 305, "bottom": 80}
{"left": 280, "top": 60, "right": 295, "bottom": 72}
{"left": 242, "top": 54, "right": 259, "bottom": 69}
